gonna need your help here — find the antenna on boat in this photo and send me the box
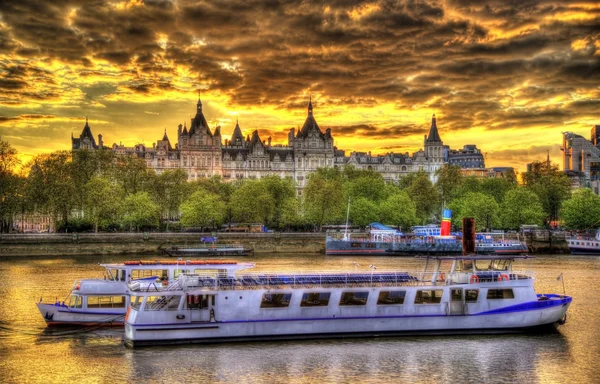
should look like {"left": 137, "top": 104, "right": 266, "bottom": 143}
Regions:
{"left": 343, "top": 197, "right": 351, "bottom": 241}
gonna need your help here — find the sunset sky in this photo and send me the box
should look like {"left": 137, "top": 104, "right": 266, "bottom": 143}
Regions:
{"left": 1, "top": 0, "right": 599, "bottom": 172}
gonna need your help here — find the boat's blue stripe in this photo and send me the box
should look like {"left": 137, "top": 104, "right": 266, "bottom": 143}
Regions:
{"left": 128, "top": 297, "right": 571, "bottom": 327}
{"left": 57, "top": 309, "right": 125, "bottom": 315}
{"left": 473, "top": 295, "right": 571, "bottom": 316}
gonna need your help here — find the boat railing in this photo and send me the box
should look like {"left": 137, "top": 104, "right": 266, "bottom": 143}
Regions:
{"left": 150, "top": 270, "right": 534, "bottom": 292}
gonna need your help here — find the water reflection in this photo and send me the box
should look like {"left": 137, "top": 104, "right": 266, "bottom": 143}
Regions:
{"left": 123, "top": 334, "right": 571, "bottom": 383}
{"left": 0, "top": 254, "right": 598, "bottom": 383}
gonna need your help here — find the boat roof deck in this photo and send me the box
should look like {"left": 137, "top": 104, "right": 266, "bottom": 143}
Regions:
{"left": 417, "top": 255, "right": 533, "bottom": 261}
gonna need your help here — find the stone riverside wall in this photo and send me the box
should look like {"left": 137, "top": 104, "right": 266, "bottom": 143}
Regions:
{"left": 0, "top": 230, "right": 570, "bottom": 257}
{"left": 0, "top": 232, "right": 326, "bottom": 257}
{"left": 523, "top": 230, "right": 570, "bottom": 254}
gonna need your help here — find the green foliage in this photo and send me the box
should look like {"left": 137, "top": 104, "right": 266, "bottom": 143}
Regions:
{"left": 180, "top": 190, "right": 227, "bottom": 229}
{"left": 348, "top": 197, "right": 379, "bottom": 227}
{"left": 455, "top": 176, "right": 481, "bottom": 197}
{"left": 230, "top": 180, "right": 274, "bottom": 224}
{"left": 344, "top": 171, "right": 387, "bottom": 202}
{"left": 561, "top": 188, "right": 600, "bottom": 230}
{"left": 435, "top": 165, "right": 463, "bottom": 203}
{"left": 404, "top": 172, "right": 440, "bottom": 224}
{"left": 85, "top": 177, "right": 124, "bottom": 232}
{"left": 112, "top": 156, "right": 154, "bottom": 196}
{"left": 278, "top": 196, "right": 302, "bottom": 229}
{"left": 261, "top": 176, "right": 298, "bottom": 229}
{"left": 122, "top": 192, "right": 161, "bottom": 231}
{"left": 480, "top": 177, "right": 515, "bottom": 203}
{"left": 27, "top": 152, "right": 77, "bottom": 229}
{"left": 499, "top": 188, "right": 545, "bottom": 230}
{"left": 522, "top": 161, "right": 571, "bottom": 223}
{"left": 378, "top": 191, "right": 418, "bottom": 230}
{"left": 303, "top": 168, "right": 345, "bottom": 229}
{"left": 450, "top": 192, "right": 499, "bottom": 231}
{"left": 151, "top": 169, "right": 189, "bottom": 230}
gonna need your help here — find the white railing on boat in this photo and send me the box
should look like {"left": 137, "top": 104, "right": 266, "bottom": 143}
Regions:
{"left": 142, "top": 270, "right": 535, "bottom": 292}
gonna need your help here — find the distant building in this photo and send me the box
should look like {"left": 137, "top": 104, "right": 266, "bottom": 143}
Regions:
{"left": 561, "top": 128, "right": 600, "bottom": 193}
{"left": 69, "top": 97, "right": 486, "bottom": 188}
{"left": 447, "top": 144, "right": 485, "bottom": 169}
{"left": 72, "top": 117, "right": 103, "bottom": 150}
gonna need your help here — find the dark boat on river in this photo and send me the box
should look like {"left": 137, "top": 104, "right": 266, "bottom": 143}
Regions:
{"left": 162, "top": 237, "right": 253, "bottom": 257}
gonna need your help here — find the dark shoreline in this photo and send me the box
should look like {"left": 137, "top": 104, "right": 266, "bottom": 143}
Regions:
{"left": 0, "top": 230, "right": 570, "bottom": 256}
{"left": 0, "top": 232, "right": 326, "bottom": 256}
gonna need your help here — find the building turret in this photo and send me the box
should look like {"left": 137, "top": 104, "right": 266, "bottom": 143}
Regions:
{"left": 230, "top": 119, "right": 245, "bottom": 147}
{"left": 72, "top": 117, "right": 99, "bottom": 150}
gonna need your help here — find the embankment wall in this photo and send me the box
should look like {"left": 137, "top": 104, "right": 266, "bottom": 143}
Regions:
{"left": 0, "top": 232, "right": 326, "bottom": 256}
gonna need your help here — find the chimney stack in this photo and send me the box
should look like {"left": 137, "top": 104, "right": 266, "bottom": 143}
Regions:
{"left": 462, "top": 218, "right": 476, "bottom": 255}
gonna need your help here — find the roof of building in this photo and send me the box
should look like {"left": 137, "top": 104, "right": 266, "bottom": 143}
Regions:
{"left": 426, "top": 114, "right": 442, "bottom": 143}
{"left": 297, "top": 98, "right": 325, "bottom": 139}
{"left": 230, "top": 120, "right": 245, "bottom": 147}
{"left": 189, "top": 96, "right": 211, "bottom": 136}
{"left": 72, "top": 118, "right": 98, "bottom": 149}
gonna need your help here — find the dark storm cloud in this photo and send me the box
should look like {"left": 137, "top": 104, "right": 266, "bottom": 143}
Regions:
{"left": 0, "top": 0, "right": 598, "bottom": 140}
{"left": 0, "top": 114, "right": 56, "bottom": 124}
{"left": 327, "top": 123, "right": 424, "bottom": 139}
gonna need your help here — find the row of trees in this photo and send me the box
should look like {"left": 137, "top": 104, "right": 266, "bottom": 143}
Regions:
{"left": 1, "top": 138, "right": 598, "bottom": 233}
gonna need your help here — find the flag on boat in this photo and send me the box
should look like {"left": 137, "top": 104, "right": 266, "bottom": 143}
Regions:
{"left": 557, "top": 273, "right": 563, "bottom": 281}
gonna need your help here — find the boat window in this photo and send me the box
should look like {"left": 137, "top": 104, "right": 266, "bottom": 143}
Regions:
{"left": 377, "top": 291, "right": 406, "bottom": 305}
{"left": 260, "top": 293, "right": 292, "bottom": 308}
{"left": 486, "top": 289, "right": 515, "bottom": 299}
{"left": 474, "top": 260, "right": 492, "bottom": 271}
{"left": 144, "top": 295, "right": 181, "bottom": 311}
{"left": 455, "top": 260, "right": 473, "bottom": 272}
{"left": 340, "top": 291, "right": 369, "bottom": 306}
{"left": 130, "top": 296, "right": 142, "bottom": 310}
{"left": 414, "top": 290, "right": 443, "bottom": 304}
{"left": 491, "top": 260, "right": 510, "bottom": 271}
{"left": 69, "top": 295, "right": 82, "bottom": 308}
{"left": 87, "top": 295, "right": 127, "bottom": 308}
{"left": 351, "top": 242, "right": 363, "bottom": 248}
{"left": 193, "top": 269, "right": 219, "bottom": 275}
{"left": 465, "top": 290, "right": 479, "bottom": 303}
{"left": 451, "top": 289, "right": 462, "bottom": 301}
{"left": 300, "top": 292, "right": 331, "bottom": 307}
{"left": 187, "top": 295, "right": 210, "bottom": 310}
{"left": 131, "top": 269, "right": 168, "bottom": 280}
{"left": 365, "top": 243, "right": 376, "bottom": 248}
{"left": 174, "top": 269, "right": 190, "bottom": 278}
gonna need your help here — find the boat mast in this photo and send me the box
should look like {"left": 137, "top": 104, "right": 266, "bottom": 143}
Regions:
{"left": 343, "top": 197, "right": 351, "bottom": 241}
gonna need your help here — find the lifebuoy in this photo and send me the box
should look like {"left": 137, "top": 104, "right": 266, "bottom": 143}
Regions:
{"left": 438, "top": 272, "right": 446, "bottom": 281}
{"left": 498, "top": 274, "right": 510, "bottom": 282}
{"left": 469, "top": 275, "right": 480, "bottom": 284}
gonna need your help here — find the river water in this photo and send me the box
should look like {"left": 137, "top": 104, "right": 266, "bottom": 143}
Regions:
{"left": 0, "top": 253, "right": 598, "bottom": 384}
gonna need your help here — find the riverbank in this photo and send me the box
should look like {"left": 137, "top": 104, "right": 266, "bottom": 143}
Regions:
{"left": 0, "top": 232, "right": 326, "bottom": 256}
{"left": 0, "top": 229, "right": 570, "bottom": 256}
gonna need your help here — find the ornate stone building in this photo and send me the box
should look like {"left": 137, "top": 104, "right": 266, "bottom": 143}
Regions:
{"left": 71, "top": 97, "right": 482, "bottom": 188}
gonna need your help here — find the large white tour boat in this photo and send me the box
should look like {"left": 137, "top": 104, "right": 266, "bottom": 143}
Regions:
{"left": 123, "top": 254, "right": 571, "bottom": 347}
{"left": 36, "top": 260, "right": 253, "bottom": 326}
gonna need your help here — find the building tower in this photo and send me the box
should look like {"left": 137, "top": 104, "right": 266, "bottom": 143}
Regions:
{"left": 424, "top": 114, "right": 444, "bottom": 179}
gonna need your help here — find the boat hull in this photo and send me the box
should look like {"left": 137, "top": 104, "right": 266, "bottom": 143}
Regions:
{"left": 163, "top": 247, "right": 253, "bottom": 257}
{"left": 36, "top": 303, "right": 125, "bottom": 326}
{"left": 569, "top": 247, "right": 600, "bottom": 255}
{"left": 124, "top": 299, "right": 570, "bottom": 347}
{"left": 325, "top": 239, "right": 528, "bottom": 256}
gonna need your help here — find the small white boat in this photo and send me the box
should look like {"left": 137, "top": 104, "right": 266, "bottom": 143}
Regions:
{"left": 123, "top": 254, "right": 571, "bottom": 347}
{"left": 567, "top": 229, "right": 600, "bottom": 255}
{"left": 36, "top": 260, "right": 254, "bottom": 326}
